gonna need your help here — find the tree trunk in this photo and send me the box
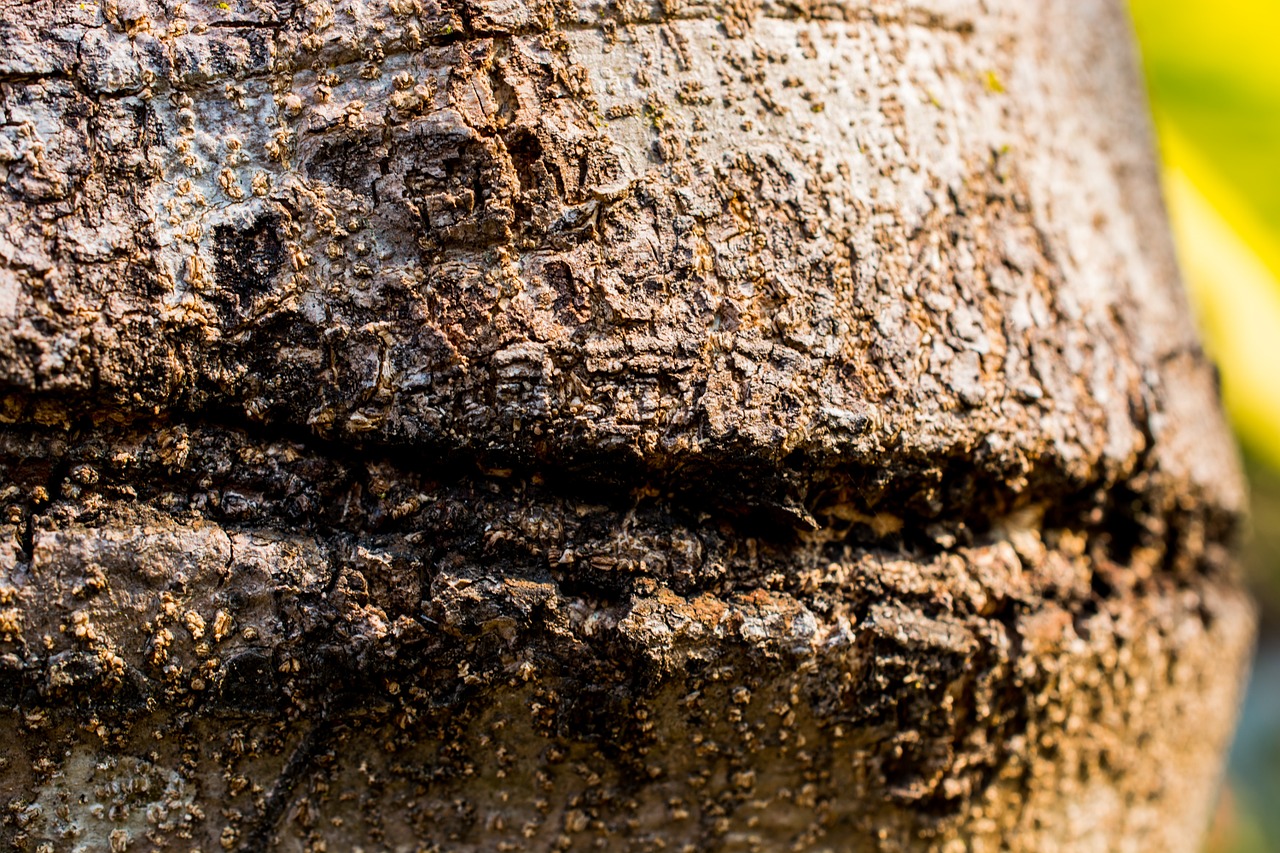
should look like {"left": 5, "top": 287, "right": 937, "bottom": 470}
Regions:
{"left": 0, "top": 0, "right": 1253, "bottom": 850}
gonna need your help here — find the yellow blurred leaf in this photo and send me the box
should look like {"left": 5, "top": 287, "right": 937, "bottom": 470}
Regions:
{"left": 1161, "top": 126, "right": 1280, "bottom": 471}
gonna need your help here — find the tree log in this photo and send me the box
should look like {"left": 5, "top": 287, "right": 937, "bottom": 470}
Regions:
{"left": 0, "top": 0, "right": 1253, "bottom": 850}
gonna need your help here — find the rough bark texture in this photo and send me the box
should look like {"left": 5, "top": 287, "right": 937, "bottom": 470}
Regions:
{"left": 0, "top": 0, "right": 1254, "bottom": 850}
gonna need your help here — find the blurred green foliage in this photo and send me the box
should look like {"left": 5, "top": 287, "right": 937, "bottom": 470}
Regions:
{"left": 1130, "top": 1, "right": 1280, "bottom": 475}
{"left": 1133, "top": 1, "right": 1280, "bottom": 232}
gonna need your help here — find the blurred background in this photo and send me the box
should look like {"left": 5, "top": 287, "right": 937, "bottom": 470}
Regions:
{"left": 1126, "top": 1, "right": 1280, "bottom": 850}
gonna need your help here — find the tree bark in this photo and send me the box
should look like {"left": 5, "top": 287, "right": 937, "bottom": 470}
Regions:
{"left": 0, "top": 0, "right": 1253, "bottom": 850}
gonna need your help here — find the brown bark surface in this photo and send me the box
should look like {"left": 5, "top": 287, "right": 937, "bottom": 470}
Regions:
{"left": 0, "top": 0, "right": 1254, "bottom": 850}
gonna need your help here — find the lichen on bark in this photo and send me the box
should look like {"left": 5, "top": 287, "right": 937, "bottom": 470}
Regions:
{"left": 0, "top": 0, "right": 1254, "bottom": 850}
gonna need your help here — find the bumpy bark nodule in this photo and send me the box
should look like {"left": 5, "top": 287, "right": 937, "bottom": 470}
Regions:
{"left": 0, "top": 0, "right": 1253, "bottom": 850}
